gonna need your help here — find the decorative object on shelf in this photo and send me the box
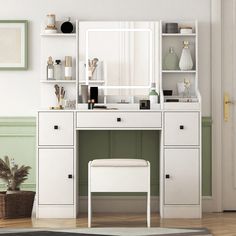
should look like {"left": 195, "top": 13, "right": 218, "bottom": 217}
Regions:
{"left": 0, "top": 20, "right": 28, "bottom": 70}
{"left": 88, "top": 58, "right": 99, "bottom": 79}
{"left": 90, "top": 87, "right": 98, "bottom": 103}
{"left": 0, "top": 156, "right": 31, "bottom": 194}
{"left": 163, "top": 90, "right": 173, "bottom": 96}
{"left": 65, "top": 56, "right": 72, "bottom": 80}
{"left": 149, "top": 83, "right": 158, "bottom": 104}
{"left": 54, "top": 84, "right": 65, "bottom": 109}
{"left": 47, "top": 56, "right": 54, "bottom": 80}
{"left": 45, "top": 14, "right": 57, "bottom": 34}
{"left": 54, "top": 60, "right": 62, "bottom": 80}
{"left": 180, "top": 26, "right": 193, "bottom": 34}
{"left": 179, "top": 41, "right": 193, "bottom": 70}
{"left": 139, "top": 100, "right": 150, "bottom": 110}
{"left": 184, "top": 79, "right": 191, "bottom": 97}
{"left": 61, "top": 17, "right": 74, "bottom": 33}
{"left": 64, "top": 99, "right": 76, "bottom": 109}
{"left": 165, "top": 23, "right": 178, "bottom": 33}
{"left": 164, "top": 47, "right": 179, "bottom": 70}
{"left": 81, "top": 85, "right": 88, "bottom": 103}
{"left": 177, "top": 81, "right": 185, "bottom": 96}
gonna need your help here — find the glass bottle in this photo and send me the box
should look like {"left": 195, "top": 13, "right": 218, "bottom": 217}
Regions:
{"left": 164, "top": 47, "right": 179, "bottom": 70}
{"left": 54, "top": 60, "right": 62, "bottom": 80}
{"left": 47, "top": 56, "right": 54, "bottom": 80}
{"left": 149, "top": 83, "right": 158, "bottom": 104}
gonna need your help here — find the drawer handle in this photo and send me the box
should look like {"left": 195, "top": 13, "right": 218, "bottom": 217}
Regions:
{"left": 68, "top": 174, "right": 73, "bottom": 179}
{"left": 179, "top": 125, "right": 184, "bottom": 130}
{"left": 54, "top": 125, "right": 59, "bottom": 130}
{"left": 117, "top": 118, "right": 121, "bottom": 122}
{"left": 165, "top": 174, "right": 170, "bottom": 179}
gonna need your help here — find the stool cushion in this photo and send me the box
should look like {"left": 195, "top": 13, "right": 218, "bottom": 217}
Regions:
{"left": 90, "top": 159, "right": 149, "bottom": 167}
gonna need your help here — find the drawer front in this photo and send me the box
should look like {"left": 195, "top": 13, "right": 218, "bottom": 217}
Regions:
{"left": 164, "top": 112, "right": 199, "bottom": 146}
{"left": 38, "top": 112, "right": 74, "bottom": 146}
{"left": 77, "top": 112, "right": 162, "bottom": 128}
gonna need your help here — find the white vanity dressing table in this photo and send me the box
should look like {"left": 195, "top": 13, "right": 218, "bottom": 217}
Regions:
{"left": 37, "top": 21, "right": 201, "bottom": 219}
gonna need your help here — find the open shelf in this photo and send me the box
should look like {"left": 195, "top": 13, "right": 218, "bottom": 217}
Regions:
{"left": 162, "top": 70, "right": 196, "bottom": 73}
{"left": 162, "top": 33, "right": 196, "bottom": 37}
{"left": 79, "top": 80, "right": 105, "bottom": 84}
{"left": 40, "top": 33, "right": 76, "bottom": 37}
{"left": 40, "top": 80, "right": 76, "bottom": 83}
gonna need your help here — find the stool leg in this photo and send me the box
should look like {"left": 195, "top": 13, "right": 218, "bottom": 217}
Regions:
{"left": 88, "top": 191, "right": 91, "bottom": 227}
{"left": 147, "top": 191, "right": 150, "bottom": 227}
{"left": 88, "top": 163, "right": 92, "bottom": 228}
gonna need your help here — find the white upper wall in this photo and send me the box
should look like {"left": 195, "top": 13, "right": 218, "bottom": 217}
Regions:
{"left": 0, "top": 0, "right": 211, "bottom": 116}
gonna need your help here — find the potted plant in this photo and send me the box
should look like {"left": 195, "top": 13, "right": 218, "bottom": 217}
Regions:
{"left": 0, "top": 156, "right": 35, "bottom": 219}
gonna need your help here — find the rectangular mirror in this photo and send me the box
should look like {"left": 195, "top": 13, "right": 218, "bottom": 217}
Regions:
{"left": 79, "top": 21, "right": 159, "bottom": 102}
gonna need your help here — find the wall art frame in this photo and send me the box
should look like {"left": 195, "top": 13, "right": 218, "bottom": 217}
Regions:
{"left": 0, "top": 20, "right": 28, "bottom": 70}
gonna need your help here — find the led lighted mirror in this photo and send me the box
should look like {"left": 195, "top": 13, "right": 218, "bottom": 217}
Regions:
{"left": 79, "top": 22, "right": 159, "bottom": 90}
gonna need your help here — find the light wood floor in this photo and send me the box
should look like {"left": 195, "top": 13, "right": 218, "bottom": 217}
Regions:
{"left": 0, "top": 213, "right": 235, "bottom": 235}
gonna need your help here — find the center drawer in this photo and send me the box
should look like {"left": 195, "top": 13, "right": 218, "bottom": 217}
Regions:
{"left": 76, "top": 111, "right": 162, "bottom": 128}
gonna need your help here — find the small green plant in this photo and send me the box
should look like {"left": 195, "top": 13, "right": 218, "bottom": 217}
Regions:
{"left": 0, "top": 156, "right": 31, "bottom": 191}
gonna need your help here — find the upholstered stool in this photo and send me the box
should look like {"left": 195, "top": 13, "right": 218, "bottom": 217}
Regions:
{"left": 88, "top": 159, "right": 150, "bottom": 227}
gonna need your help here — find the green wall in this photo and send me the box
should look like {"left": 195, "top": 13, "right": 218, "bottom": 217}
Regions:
{"left": 0, "top": 116, "right": 212, "bottom": 196}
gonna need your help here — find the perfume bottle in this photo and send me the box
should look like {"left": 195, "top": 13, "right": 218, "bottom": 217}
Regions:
{"left": 164, "top": 47, "right": 179, "bottom": 70}
{"left": 149, "top": 83, "right": 158, "bottom": 104}
{"left": 47, "top": 56, "right": 54, "bottom": 80}
{"left": 54, "top": 60, "right": 62, "bottom": 80}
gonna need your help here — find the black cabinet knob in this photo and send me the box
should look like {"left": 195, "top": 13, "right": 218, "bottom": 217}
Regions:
{"left": 54, "top": 125, "right": 59, "bottom": 130}
{"left": 68, "top": 174, "right": 73, "bottom": 179}
{"left": 165, "top": 174, "right": 170, "bottom": 179}
{"left": 117, "top": 118, "right": 121, "bottom": 122}
{"left": 179, "top": 125, "right": 184, "bottom": 130}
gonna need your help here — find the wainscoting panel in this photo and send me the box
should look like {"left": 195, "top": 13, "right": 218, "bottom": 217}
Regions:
{"left": 0, "top": 117, "right": 36, "bottom": 191}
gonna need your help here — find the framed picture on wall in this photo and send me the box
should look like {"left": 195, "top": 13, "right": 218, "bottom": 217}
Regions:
{"left": 0, "top": 20, "right": 28, "bottom": 70}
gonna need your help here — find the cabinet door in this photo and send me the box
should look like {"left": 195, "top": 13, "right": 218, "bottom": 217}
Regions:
{"left": 164, "top": 112, "right": 199, "bottom": 146}
{"left": 38, "top": 149, "right": 74, "bottom": 205}
{"left": 164, "top": 148, "right": 200, "bottom": 205}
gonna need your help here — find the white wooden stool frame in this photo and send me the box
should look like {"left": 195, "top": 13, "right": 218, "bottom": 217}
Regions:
{"left": 88, "top": 160, "right": 151, "bottom": 227}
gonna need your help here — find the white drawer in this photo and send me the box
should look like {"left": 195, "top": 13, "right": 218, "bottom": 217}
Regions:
{"left": 38, "top": 112, "right": 74, "bottom": 146}
{"left": 164, "top": 112, "right": 199, "bottom": 146}
{"left": 76, "top": 111, "right": 162, "bottom": 128}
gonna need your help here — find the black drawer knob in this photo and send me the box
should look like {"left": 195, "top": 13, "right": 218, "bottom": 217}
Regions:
{"left": 179, "top": 125, "right": 184, "bottom": 130}
{"left": 68, "top": 174, "right": 73, "bottom": 179}
{"left": 165, "top": 174, "right": 170, "bottom": 179}
{"left": 117, "top": 118, "right": 121, "bottom": 122}
{"left": 54, "top": 125, "right": 59, "bottom": 130}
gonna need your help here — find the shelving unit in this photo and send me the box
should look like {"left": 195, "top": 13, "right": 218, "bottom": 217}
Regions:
{"left": 40, "top": 20, "right": 78, "bottom": 108}
{"left": 160, "top": 20, "right": 200, "bottom": 108}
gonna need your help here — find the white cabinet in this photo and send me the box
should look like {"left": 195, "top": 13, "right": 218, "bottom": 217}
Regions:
{"left": 164, "top": 148, "right": 200, "bottom": 205}
{"left": 38, "top": 112, "right": 74, "bottom": 146}
{"left": 76, "top": 111, "right": 162, "bottom": 129}
{"left": 38, "top": 148, "right": 74, "bottom": 205}
{"left": 37, "top": 111, "right": 76, "bottom": 218}
{"left": 164, "top": 112, "right": 199, "bottom": 146}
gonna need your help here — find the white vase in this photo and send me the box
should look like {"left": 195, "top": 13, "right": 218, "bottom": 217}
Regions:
{"left": 179, "top": 41, "right": 193, "bottom": 70}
